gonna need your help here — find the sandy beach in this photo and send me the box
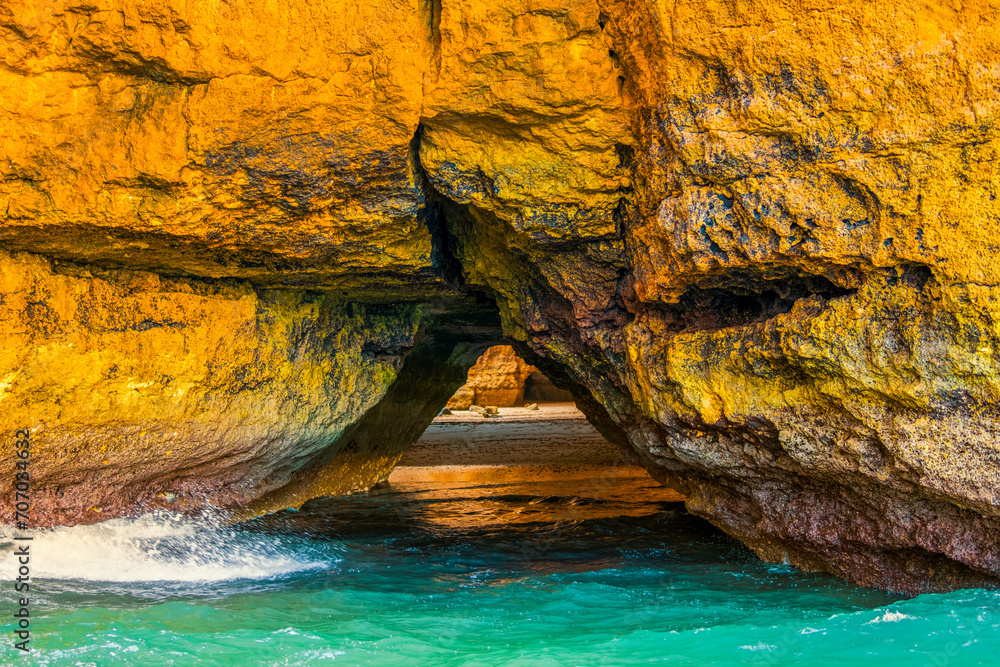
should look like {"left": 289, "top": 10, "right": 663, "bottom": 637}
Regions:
{"left": 389, "top": 403, "right": 686, "bottom": 503}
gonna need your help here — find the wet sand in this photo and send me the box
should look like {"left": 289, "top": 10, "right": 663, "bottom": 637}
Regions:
{"left": 389, "top": 402, "right": 686, "bottom": 503}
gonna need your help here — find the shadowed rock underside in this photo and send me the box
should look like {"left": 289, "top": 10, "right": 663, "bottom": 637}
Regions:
{"left": 3, "top": 0, "right": 1000, "bottom": 593}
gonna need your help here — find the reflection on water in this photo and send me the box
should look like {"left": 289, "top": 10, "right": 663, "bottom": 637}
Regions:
{"left": 243, "top": 474, "right": 721, "bottom": 582}
{"left": 249, "top": 473, "right": 685, "bottom": 535}
{"left": 3, "top": 469, "right": 993, "bottom": 666}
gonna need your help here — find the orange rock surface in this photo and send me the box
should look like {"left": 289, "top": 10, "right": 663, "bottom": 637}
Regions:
{"left": 465, "top": 345, "right": 535, "bottom": 407}
{"left": 0, "top": 0, "right": 436, "bottom": 293}
{"left": 446, "top": 345, "right": 573, "bottom": 408}
{"left": 3, "top": 0, "right": 1000, "bottom": 591}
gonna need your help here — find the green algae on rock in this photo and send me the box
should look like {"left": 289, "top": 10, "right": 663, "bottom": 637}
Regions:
{"left": 0, "top": 248, "right": 423, "bottom": 525}
{"left": 2, "top": 0, "right": 1000, "bottom": 594}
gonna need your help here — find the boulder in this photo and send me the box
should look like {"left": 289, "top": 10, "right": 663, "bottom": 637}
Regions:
{"left": 446, "top": 384, "right": 476, "bottom": 411}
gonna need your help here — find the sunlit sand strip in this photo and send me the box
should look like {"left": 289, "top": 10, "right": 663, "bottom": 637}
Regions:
{"left": 389, "top": 464, "right": 665, "bottom": 486}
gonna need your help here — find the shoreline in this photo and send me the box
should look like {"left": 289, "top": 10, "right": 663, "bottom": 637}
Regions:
{"left": 389, "top": 402, "right": 685, "bottom": 503}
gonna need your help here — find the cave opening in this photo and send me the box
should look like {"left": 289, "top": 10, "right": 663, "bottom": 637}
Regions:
{"left": 380, "top": 344, "right": 685, "bottom": 530}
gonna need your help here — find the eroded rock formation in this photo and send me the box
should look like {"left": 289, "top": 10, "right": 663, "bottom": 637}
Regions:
{"left": 1, "top": 247, "right": 430, "bottom": 523}
{"left": 446, "top": 345, "right": 572, "bottom": 408}
{"left": 3, "top": 0, "right": 1000, "bottom": 592}
{"left": 464, "top": 345, "right": 534, "bottom": 407}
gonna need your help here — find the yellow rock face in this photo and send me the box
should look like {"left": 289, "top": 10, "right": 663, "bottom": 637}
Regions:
{"left": 1, "top": 0, "right": 438, "bottom": 293}
{"left": 616, "top": 0, "right": 1000, "bottom": 300}
{"left": 0, "top": 248, "right": 419, "bottom": 524}
{"left": 601, "top": 0, "right": 1000, "bottom": 591}
{"left": 443, "top": 0, "right": 1000, "bottom": 591}
{"left": 421, "top": 0, "right": 630, "bottom": 241}
{"left": 4, "top": 0, "right": 1000, "bottom": 591}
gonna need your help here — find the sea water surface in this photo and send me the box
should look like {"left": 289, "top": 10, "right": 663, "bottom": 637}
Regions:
{"left": 1, "top": 474, "right": 997, "bottom": 666}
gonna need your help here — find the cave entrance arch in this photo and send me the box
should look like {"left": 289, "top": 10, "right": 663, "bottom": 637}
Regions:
{"left": 385, "top": 345, "right": 685, "bottom": 516}
{"left": 245, "top": 307, "right": 682, "bottom": 521}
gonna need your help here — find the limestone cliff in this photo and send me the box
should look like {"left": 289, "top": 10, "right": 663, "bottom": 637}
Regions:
{"left": 446, "top": 345, "right": 572, "bottom": 408}
{"left": 0, "top": 0, "right": 439, "bottom": 295}
{"left": 3, "top": 0, "right": 1000, "bottom": 593}
{"left": 438, "top": 0, "right": 1000, "bottom": 593}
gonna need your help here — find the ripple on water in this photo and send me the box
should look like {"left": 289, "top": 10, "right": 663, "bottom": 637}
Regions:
{"left": 1, "top": 478, "right": 996, "bottom": 666}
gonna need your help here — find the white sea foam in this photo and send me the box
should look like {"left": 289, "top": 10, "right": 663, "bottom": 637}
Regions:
{"left": 0, "top": 511, "right": 333, "bottom": 583}
{"left": 739, "top": 642, "right": 778, "bottom": 651}
{"left": 867, "top": 610, "right": 918, "bottom": 624}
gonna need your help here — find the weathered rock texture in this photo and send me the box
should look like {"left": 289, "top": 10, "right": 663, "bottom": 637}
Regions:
{"left": 446, "top": 344, "right": 571, "bottom": 408}
{"left": 243, "top": 307, "right": 500, "bottom": 518}
{"left": 423, "top": 0, "right": 1000, "bottom": 593}
{"left": 463, "top": 345, "right": 534, "bottom": 407}
{"left": 0, "top": 248, "right": 424, "bottom": 524}
{"left": 3, "top": 0, "right": 1000, "bottom": 592}
{"left": 0, "top": 0, "right": 440, "bottom": 295}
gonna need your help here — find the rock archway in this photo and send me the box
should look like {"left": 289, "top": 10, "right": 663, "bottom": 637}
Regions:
{"left": 3, "top": 0, "right": 1000, "bottom": 593}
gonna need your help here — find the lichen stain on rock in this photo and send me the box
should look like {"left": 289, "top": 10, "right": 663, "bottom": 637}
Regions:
{"left": 0, "top": 248, "right": 421, "bottom": 525}
{"left": 3, "top": 0, "right": 1000, "bottom": 593}
{"left": 607, "top": 0, "right": 1000, "bottom": 592}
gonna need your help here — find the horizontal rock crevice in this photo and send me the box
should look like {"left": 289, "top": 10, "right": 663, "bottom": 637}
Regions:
{"left": 3, "top": 0, "right": 1000, "bottom": 595}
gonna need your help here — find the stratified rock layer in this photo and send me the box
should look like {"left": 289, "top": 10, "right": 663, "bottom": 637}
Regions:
{"left": 2, "top": 0, "right": 1000, "bottom": 592}
{"left": 0, "top": 0, "right": 440, "bottom": 295}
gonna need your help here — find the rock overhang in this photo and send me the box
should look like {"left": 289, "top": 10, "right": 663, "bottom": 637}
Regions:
{"left": 3, "top": 0, "right": 1000, "bottom": 594}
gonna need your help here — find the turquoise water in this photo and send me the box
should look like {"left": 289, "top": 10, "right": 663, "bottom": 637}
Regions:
{"left": 2, "top": 477, "right": 997, "bottom": 666}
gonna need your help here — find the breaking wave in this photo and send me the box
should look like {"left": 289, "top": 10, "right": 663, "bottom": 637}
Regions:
{"left": 0, "top": 511, "right": 334, "bottom": 583}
